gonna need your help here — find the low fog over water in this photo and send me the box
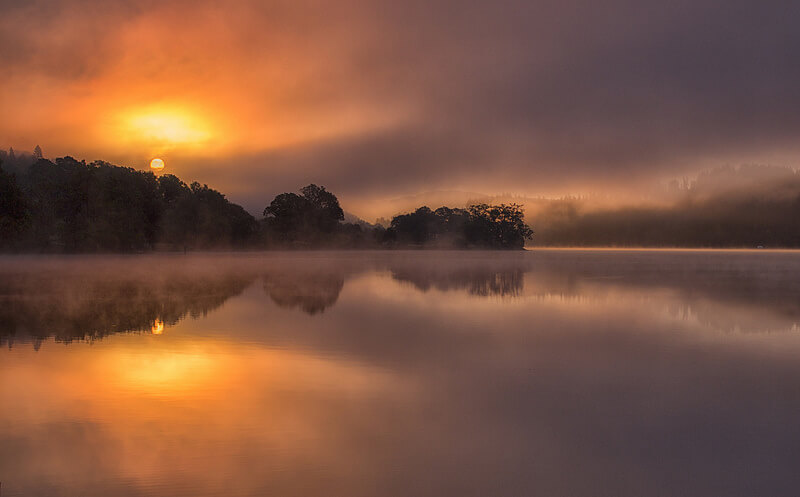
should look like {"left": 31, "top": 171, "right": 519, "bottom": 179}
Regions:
{"left": 2, "top": 250, "right": 800, "bottom": 496}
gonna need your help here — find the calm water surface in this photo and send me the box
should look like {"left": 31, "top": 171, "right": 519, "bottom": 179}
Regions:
{"left": 2, "top": 250, "right": 800, "bottom": 496}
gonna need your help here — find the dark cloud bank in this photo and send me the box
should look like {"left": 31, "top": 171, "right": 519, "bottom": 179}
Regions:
{"left": 202, "top": 0, "right": 800, "bottom": 213}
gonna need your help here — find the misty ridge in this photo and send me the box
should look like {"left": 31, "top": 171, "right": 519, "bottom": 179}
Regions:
{"left": 3, "top": 147, "right": 800, "bottom": 250}
{"left": 523, "top": 164, "right": 800, "bottom": 247}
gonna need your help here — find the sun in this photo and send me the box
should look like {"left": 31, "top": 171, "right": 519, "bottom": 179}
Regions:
{"left": 150, "top": 158, "right": 165, "bottom": 171}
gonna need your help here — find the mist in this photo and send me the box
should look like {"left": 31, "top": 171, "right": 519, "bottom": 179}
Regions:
{"left": 525, "top": 164, "right": 800, "bottom": 247}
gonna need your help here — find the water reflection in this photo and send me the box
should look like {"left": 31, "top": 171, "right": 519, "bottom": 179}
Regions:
{"left": 391, "top": 266, "right": 524, "bottom": 297}
{"left": 263, "top": 271, "right": 345, "bottom": 314}
{"left": 0, "top": 261, "right": 254, "bottom": 346}
{"left": 1, "top": 254, "right": 541, "bottom": 345}
{"left": 150, "top": 319, "right": 165, "bottom": 335}
{"left": 2, "top": 251, "right": 800, "bottom": 343}
{"left": 2, "top": 251, "right": 800, "bottom": 496}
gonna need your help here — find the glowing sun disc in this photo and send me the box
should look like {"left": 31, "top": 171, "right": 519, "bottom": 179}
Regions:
{"left": 150, "top": 158, "right": 165, "bottom": 171}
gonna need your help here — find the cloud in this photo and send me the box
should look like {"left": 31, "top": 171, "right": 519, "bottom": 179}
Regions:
{"left": 2, "top": 0, "right": 800, "bottom": 213}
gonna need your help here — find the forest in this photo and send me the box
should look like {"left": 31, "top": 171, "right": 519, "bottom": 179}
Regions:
{"left": 529, "top": 165, "right": 800, "bottom": 248}
{"left": 1, "top": 155, "right": 257, "bottom": 251}
{"left": 0, "top": 151, "right": 532, "bottom": 251}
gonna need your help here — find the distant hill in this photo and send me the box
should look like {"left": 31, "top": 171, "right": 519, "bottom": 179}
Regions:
{"left": 528, "top": 165, "right": 800, "bottom": 247}
{"left": 378, "top": 190, "right": 489, "bottom": 219}
{"left": 342, "top": 211, "right": 375, "bottom": 229}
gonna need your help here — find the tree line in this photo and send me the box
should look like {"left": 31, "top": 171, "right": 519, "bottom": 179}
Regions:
{"left": 530, "top": 165, "right": 800, "bottom": 248}
{"left": 0, "top": 154, "right": 533, "bottom": 251}
{"left": 1, "top": 156, "right": 257, "bottom": 251}
{"left": 261, "top": 183, "right": 532, "bottom": 249}
{"left": 530, "top": 198, "right": 800, "bottom": 247}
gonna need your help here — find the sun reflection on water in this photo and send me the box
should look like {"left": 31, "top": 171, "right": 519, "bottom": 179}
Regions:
{"left": 151, "top": 319, "right": 165, "bottom": 335}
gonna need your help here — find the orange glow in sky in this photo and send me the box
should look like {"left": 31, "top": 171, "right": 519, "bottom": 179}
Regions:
{"left": 120, "top": 106, "right": 212, "bottom": 149}
{"left": 5, "top": 0, "right": 800, "bottom": 219}
{"left": 0, "top": 2, "right": 407, "bottom": 167}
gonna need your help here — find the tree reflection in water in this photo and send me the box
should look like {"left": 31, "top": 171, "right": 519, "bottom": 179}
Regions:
{"left": 3, "top": 250, "right": 800, "bottom": 346}
{"left": 0, "top": 271, "right": 255, "bottom": 346}
{"left": 263, "top": 272, "right": 345, "bottom": 315}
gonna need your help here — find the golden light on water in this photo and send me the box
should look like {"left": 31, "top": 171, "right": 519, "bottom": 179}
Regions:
{"left": 115, "top": 350, "right": 219, "bottom": 395}
{"left": 151, "top": 319, "right": 165, "bottom": 334}
{"left": 150, "top": 158, "right": 165, "bottom": 171}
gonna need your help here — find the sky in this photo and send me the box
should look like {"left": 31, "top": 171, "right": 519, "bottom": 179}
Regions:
{"left": 2, "top": 0, "right": 800, "bottom": 219}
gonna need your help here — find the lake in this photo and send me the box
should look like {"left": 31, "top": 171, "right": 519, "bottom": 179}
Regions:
{"left": 2, "top": 250, "right": 800, "bottom": 496}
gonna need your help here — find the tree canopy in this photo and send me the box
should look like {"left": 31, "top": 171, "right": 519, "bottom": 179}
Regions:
{"left": 386, "top": 203, "right": 532, "bottom": 249}
{"left": 0, "top": 157, "right": 258, "bottom": 251}
{"left": 263, "top": 184, "right": 346, "bottom": 244}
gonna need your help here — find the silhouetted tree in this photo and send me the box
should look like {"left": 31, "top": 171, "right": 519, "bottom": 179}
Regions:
{"left": 300, "top": 184, "right": 344, "bottom": 232}
{"left": 264, "top": 192, "right": 310, "bottom": 237}
{"left": 389, "top": 206, "right": 439, "bottom": 244}
{"left": 0, "top": 160, "right": 29, "bottom": 247}
{"left": 0, "top": 156, "right": 258, "bottom": 252}
{"left": 465, "top": 203, "right": 533, "bottom": 249}
{"left": 386, "top": 203, "right": 533, "bottom": 249}
{"left": 262, "top": 184, "right": 345, "bottom": 245}
{"left": 33, "top": 145, "right": 43, "bottom": 159}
